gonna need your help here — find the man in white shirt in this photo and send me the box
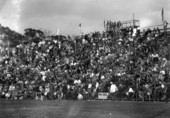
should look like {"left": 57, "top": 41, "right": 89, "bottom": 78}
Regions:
{"left": 109, "top": 82, "right": 118, "bottom": 100}
{"left": 127, "top": 86, "right": 134, "bottom": 100}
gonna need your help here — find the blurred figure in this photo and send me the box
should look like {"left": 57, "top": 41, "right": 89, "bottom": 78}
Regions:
{"left": 109, "top": 82, "right": 118, "bottom": 100}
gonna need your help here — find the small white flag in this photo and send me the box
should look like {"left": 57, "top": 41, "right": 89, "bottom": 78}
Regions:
{"left": 57, "top": 28, "right": 60, "bottom": 35}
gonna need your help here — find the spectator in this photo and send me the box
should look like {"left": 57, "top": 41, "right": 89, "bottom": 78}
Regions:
{"left": 109, "top": 82, "right": 118, "bottom": 100}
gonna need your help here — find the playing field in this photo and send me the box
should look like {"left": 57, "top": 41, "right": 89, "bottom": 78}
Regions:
{"left": 0, "top": 100, "right": 170, "bottom": 118}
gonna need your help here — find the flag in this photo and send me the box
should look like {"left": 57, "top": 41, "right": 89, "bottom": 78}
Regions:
{"left": 162, "top": 8, "right": 164, "bottom": 22}
{"left": 57, "top": 28, "right": 60, "bottom": 35}
{"left": 133, "top": 13, "right": 135, "bottom": 27}
{"left": 104, "top": 20, "right": 105, "bottom": 29}
{"left": 79, "top": 23, "right": 81, "bottom": 27}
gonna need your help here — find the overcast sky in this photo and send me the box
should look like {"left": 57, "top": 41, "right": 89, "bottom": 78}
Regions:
{"left": 0, "top": 0, "right": 170, "bottom": 35}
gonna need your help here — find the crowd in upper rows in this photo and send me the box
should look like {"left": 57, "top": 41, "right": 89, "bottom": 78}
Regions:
{"left": 0, "top": 27, "right": 170, "bottom": 100}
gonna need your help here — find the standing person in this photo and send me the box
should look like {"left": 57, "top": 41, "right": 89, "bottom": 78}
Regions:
{"left": 36, "top": 85, "right": 44, "bottom": 101}
{"left": 126, "top": 86, "right": 134, "bottom": 101}
{"left": 165, "top": 82, "right": 170, "bottom": 103}
{"left": 87, "top": 80, "right": 93, "bottom": 100}
{"left": 62, "top": 83, "right": 67, "bottom": 100}
{"left": 109, "top": 82, "right": 118, "bottom": 100}
{"left": 57, "top": 87, "right": 63, "bottom": 100}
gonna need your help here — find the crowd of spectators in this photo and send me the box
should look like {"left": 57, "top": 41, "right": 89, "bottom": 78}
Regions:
{"left": 0, "top": 27, "right": 170, "bottom": 101}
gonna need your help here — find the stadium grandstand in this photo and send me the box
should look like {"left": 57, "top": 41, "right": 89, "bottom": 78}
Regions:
{"left": 0, "top": 13, "right": 170, "bottom": 102}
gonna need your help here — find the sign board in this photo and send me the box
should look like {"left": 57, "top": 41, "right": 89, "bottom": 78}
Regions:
{"left": 98, "top": 92, "right": 109, "bottom": 100}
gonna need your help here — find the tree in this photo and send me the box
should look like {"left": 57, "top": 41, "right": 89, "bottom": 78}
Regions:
{"left": 0, "top": 25, "right": 24, "bottom": 47}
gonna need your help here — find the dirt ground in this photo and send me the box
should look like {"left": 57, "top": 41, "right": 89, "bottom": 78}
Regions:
{"left": 0, "top": 100, "right": 170, "bottom": 118}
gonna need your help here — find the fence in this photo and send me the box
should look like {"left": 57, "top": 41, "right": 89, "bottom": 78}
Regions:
{"left": 0, "top": 90, "right": 169, "bottom": 102}
{"left": 97, "top": 90, "right": 168, "bottom": 102}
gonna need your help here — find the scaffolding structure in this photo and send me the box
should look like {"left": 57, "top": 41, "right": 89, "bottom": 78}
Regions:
{"left": 105, "top": 19, "right": 140, "bottom": 33}
{"left": 121, "top": 19, "right": 140, "bottom": 29}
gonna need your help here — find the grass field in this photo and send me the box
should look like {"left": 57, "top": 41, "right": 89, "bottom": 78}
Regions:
{"left": 0, "top": 100, "right": 170, "bottom": 118}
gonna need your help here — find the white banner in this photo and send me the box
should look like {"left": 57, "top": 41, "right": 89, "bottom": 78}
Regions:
{"left": 98, "top": 92, "right": 109, "bottom": 100}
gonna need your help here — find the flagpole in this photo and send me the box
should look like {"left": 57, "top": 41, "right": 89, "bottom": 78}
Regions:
{"left": 79, "top": 24, "right": 82, "bottom": 35}
{"left": 133, "top": 13, "right": 135, "bottom": 28}
{"left": 104, "top": 20, "right": 106, "bottom": 31}
{"left": 162, "top": 8, "right": 168, "bottom": 37}
{"left": 162, "top": 8, "right": 165, "bottom": 36}
{"left": 80, "top": 27, "right": 81, "bottom": 35}
{"left": 162, "top": 8, "right": 164, "bottom": 23}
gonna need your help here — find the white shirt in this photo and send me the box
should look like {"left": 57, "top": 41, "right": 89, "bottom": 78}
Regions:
{"left": 74, "top": 79, "right": 81, "bottom": 85}
{"left": 42, "top": 75, "right": 46, "bottom": 81}
{"left": 88, "top": 83, "right": 92, "bottom": 89}
{"left": 9, "top": 85, "right": 15, "bottom": 91}
{"left": 101, "top": 75, "right": 105, "bottom": 80}
{"left": 67, "top": 85, "right": 70, "bottom": 90}
{"left": 128, "top": 87, "right": 134, "bottom": 93}
{"left": 110, "top": 84, "right": 118, "bottom": 93}
{"left": 129, "top": 37, "right": 133, "bottom": 42}
{"left": 95, "top": 82, "right": 99, "bottom": 88}
{"left": 161, "top": 84, "right": 165, "bottom": 89}
{"left": 78, "top": 93, "right": 83, "bottom": 100}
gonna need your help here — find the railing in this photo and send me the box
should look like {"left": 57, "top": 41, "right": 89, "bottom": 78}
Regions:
{"left": 1, "top": 89, "right": 169, "bottom": 102}
{"left": 121, "top": 19, "right": 140, "bottom": 29}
